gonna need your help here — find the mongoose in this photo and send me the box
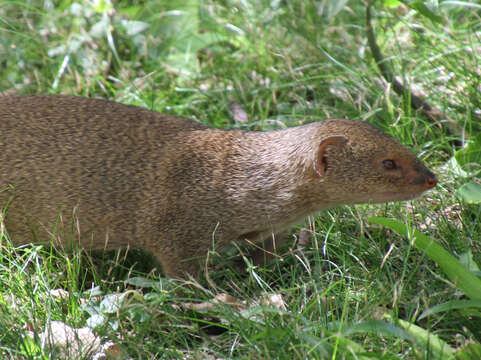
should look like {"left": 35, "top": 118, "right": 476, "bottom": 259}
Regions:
{"left": 0, "top": 95, "right": 437, "bottom": 278}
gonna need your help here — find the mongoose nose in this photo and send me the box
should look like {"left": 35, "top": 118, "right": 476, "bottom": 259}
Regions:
{"left": 426, "top": 175, "right": 437, "bottom": 189}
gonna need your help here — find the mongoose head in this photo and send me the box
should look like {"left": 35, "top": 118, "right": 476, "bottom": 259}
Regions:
{"left": 313, "top": 119, "right": 437, "bottom": 205}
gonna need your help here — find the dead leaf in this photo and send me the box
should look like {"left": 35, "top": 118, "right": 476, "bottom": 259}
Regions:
{"left": 183, "top": 293, "right": 245, "bottom": 312}
{"left": 229, "top": 102, "right": 248, "bottom": 123}
{"left": 297, "top": 229, "right": 312, "bottom": 246}
{"left": 92, "top": 340, "right": 125, "bottom": 360}
{"left": 26, "top": 321, "right": 101, "bottom": 358}
{"left": 262, "top": 293, "right": 287, "bottom": 311}
{"left": 49, "top": 289, "right": 70, "bottom": 300}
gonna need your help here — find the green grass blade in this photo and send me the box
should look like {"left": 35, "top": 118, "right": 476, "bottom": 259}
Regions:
{"left": 395, "top": 318, "right": 455, "bottom": 359}
{"left": 344, "top": 319, "right": 456, "bottom": 359}
{"left": 369, "top": 217, "right": 481, "bottom": 301}
{"left": 455, "top": 342, "right": 481, "bottom": 360}
{"left": 419, "top": 300, "right": 481, "bottom": 320}
{"left": 343, "top": 319, "right": 411, "bottom": 340}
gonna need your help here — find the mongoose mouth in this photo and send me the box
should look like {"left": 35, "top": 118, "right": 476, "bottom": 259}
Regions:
{"left": 371, "top": 173, "right": 437, "bottom": 203}
{"left": 369, "top": 190, "right": 430, "bottom": 203}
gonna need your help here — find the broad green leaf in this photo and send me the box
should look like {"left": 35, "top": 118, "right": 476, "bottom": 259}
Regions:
{"left": 406, "top": 1, "right": 444, "bottom": 23}
{"left": 134, "top": 0, "right": 237, "bottom": 80}
{"left": 419, "top": 300, "right": 481, "bottom": 320}
{"left": 86, "top": 313, "right": 106, "bottom": 328}
{"left": 454, "top": 133, "right": 481, "bottom": 202}
{"left": 455, "top": 133, "right": 481, "bottom": 169}
{"left": 89, "top": 17, "right": 110, "bottom": 39}
{"left": 344, "top": 319, "right": 411, "bottom": 340}
{"left": 99, "top": 293, "right": 124, "bottom": 313}
{"left": 448, "top": 157, "right": 469, "bottom": 178}
{"left": 441, "top": 1, "right": 481, "bottom": 10}
{"left": 91, "top": 0, "right": 113, "bottom": 13}
{"left": 137, "top": 0, "right": 202, "bottom": 78}
{"left": 70, "top": 3, "right": 84, "bottom": 16}
{"left": 383, "top": 0, "right": 402, "bottom": 7}
{"left": 459, "top": 250, "right": 481, "bottom": 272}
{"left": 395, "top": 318, "right": 455, "bottom": 359}
{"left": 120, "top": 20, "right": 150, "bottom": 36}
{"left": 118, "top": 5, "right": 142, "bottom": 17}
{"left": 325, "top": 0, "right": 350, "bottom": 19}
{"left": 455, "top": 182, "right": 481, "bottom": 204}
{"left": 369, "top": 217, "right": 481, "bottom": 300}
{"left": 85, "top": 285, "right": 103, "bottom": 297}
{"left": 455, "top": 342, "right": 481, "bottom": 360}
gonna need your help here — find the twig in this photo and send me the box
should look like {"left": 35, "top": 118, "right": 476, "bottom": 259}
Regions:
{"left": 365, "top": 2, "right": 463, "bottom": 147}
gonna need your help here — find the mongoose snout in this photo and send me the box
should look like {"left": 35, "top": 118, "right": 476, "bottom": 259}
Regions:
{"left": 0, "top": 95, "right": 437, "bottom": 278}
{"left": 416, "top": 169, "right": 437, "bottom": 189}
{"left": 417, "top": 165, "right": 438, "bottom": 189}
{"left": 426, "top": 175, "right": 438, "bottom": 188}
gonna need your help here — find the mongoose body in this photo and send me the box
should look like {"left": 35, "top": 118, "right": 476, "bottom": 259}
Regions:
{"left": 0, "top": 95, "right": 437, "bottom": 278}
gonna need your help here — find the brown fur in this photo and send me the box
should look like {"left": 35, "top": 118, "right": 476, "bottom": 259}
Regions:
{"left": 0, "top": 95, "right": 437, "bottom": 278}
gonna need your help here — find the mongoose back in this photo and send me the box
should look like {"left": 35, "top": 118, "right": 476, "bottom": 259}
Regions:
{"left": 0, "top": 95, "right": 437, "bottom": 278}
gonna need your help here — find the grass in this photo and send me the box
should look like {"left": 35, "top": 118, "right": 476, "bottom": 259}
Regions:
{"left": 1, "top": 0, "right": 481, "bottom": 358}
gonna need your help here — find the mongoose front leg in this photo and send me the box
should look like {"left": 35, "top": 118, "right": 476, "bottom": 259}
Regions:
{"left": 161, "top": 260, "right": 201, "bottom": 280}
{"left": 148, "top": 241, "right": 208, "bottom": 279}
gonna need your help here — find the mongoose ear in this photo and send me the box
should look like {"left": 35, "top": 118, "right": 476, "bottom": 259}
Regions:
{"left": 315, "top": 135, "right": 348, "bottom": 176}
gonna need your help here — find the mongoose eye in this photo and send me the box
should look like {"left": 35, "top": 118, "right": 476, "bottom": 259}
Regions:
{"left": 382, "top": 159, "right": 397, "bottom": 170}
